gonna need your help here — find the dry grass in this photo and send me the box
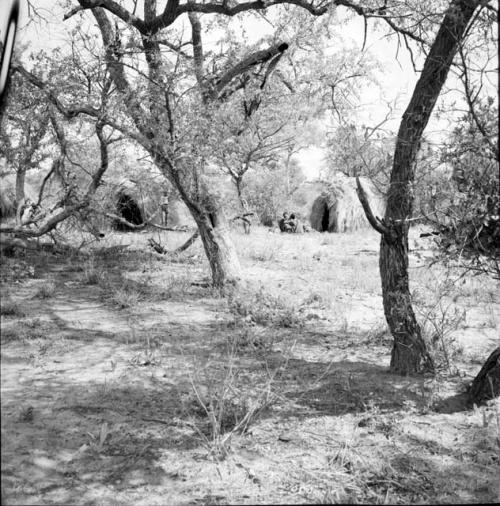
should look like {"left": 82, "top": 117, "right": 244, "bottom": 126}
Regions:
{"left": 228, "top": 284, "right": 304, "bottom": 328}
{"left": 33, "top": 280, "right": 57, "bottom": 299}
{"left": 1, "top": 225, "right": 499, "bottom": 505}
{"left": 0, "top": 297, "right": 26, "bottom": 317}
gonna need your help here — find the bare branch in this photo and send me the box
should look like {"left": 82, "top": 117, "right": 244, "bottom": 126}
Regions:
{"left": 188, "top": 12, "right": 207, "bottom": 99}
{"left": 215, "top": 42, "right": 289, "bottom": 97}
{"left": 13, "top": 64, "right": 149, "bottom": 148}
{"left": 67, "top": 0, "right": 147, "bottom": 32}
{"left": 356, "top": 176, "right": 393, "bottom": 236}
{"left": 458, "top": 45, "right": 499, "bottom": 161}
{"left": 66, "top": 0, "right": 429, "bottom": 50}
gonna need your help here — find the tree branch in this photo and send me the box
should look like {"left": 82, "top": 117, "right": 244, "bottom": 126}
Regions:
{"left": 458, "top": 46, "right": 499, "bottom": 162}
{"left": 188, "top": 12, "right": 208, "bottom": 100}
{"left": 68, "top": 0, "right": 428, "bottom": 47}
{"left": 67, "top": 0, "right": 147, "bottom": 32}
{"left": 215, "top": 42, "right": 289, "bottom": 97}
{"left": 355, "top": 176, "right": 393, "bottom": 237}
{"left": 13, "top": 64, "right": 149, "bottom": 149}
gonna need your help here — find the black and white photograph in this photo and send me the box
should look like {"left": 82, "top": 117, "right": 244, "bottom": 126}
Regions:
{"left": 0, "top": 0, "right": 498, "bottom": 504}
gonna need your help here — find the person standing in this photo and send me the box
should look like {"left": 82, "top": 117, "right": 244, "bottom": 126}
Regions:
{"left": 160, "top": 190, "right": 170, "bottom": 226}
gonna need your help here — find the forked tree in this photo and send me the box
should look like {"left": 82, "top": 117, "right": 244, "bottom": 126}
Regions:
{"left": 60, "top": 2, "right": 298, "bottom": 287}
{"left": 356, "top": 0, "right": 491, "bottom": 374}
{"left": 12, "top": 0, "right": 496, "bottom": 377}
{"left": 35, "top": 0, "right": 438, "bottom": 288}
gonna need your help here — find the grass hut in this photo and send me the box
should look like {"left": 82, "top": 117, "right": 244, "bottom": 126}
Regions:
{"left": 306, "top": 174, "right": 385, "bottom": 233}
{"left": 102, "top": 178, "right": 195, "bottom": 231}
{"left": 105, "top": 178, "right": 161, "bottom": 230}
{"left": 167, "top": 198, "right": 195, "bottom": 228}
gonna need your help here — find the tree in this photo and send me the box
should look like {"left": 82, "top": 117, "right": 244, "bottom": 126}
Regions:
{"left": 20, "top": 0, "right": 427, "bottom": 287}
{"left": 325, "top": 122, "right": 394, "bottom": 189}
{"left": 0, "top": 71, "right": 52, "bottom": 225}
{"left": 49, "top": 3, "right": 298, "bottom": 286}
{"left": 244, "top": 156, "right": 306, "bottom": 225}
{"left": 468, "top": 347, "right": 500, "bottom": 406}
{"left": 423, "top": 99, "right": 499, "bottom": 278}
{"left": 14, "top": 1, "right": 495, "bottom": 375}
{"left": 357, "top": 0, "right": 490, "bottom": 374}
{"left": 0, "top": 48, "right": 119, "bottom": 242}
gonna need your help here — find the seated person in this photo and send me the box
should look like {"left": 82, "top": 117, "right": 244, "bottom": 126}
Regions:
{"left": 288, "top": 213, "right": 298, "bottom": 233}
{"left": 278, "top": 212, "right": 292, "bottom": 232}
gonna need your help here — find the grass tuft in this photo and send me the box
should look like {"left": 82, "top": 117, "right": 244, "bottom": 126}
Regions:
{"left": 34, "top": 281, "right": 57, "bottom": 299}
{"left": 228, "top": 285, "right": 303, "bottom": 328}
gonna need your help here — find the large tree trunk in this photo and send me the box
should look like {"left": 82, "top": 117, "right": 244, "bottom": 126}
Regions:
{"left": 359, "top": 0, "right": 481, "bottom": 374}
{"left": 195, "top": 210, "right": 242, "bottom": 288}
{"left": 468, "top": 347, "right": 500, "bottom": 406}
{"left": 380, "top": 225, "right": 434, "bottom": 373}
{"left": 157, "top": 157, "right": 242, "bottom": 288}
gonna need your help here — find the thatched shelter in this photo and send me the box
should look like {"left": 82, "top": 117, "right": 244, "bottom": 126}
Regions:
{"left": 167, "top": 198, "right": 195, "bottom": 228}
{"left": 100, "top": 178, "right": 195, "bottom": 231}
{"left": 293, "top": 174, "right": 385, "bottom": 233}
{"left": 310, "top": 174, "right": 385, "bottom": 232}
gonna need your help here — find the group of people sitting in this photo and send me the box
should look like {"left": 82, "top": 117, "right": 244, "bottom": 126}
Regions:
{"left": 278, "top": 211, "right": 303, "bottom": 233}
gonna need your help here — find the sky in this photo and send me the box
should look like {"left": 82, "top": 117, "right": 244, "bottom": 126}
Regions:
{"left": 12, "top": 1, "right": 494, "bottom": 180}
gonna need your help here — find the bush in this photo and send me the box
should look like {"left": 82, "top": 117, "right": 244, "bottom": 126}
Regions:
{"left": 425, "top": 99, "right": 499, "bottom": 278}
{"left": 228, "top": 285, "right": 303, "bottom": 328}
{"left": 34, "top": 281, "right": 56, "bottom": 299}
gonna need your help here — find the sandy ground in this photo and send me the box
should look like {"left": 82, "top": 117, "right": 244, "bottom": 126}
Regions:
{"left": 1, "top": 226, "right": 499, "bottom": 505}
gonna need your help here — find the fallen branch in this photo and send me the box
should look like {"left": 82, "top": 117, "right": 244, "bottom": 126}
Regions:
{"left": 104, "top": 212, "right": 190, "bottom": 232}
{"left": 148, "top": 237, "right": 167, "bottom": 254}
{"left": 147, "top": 231, "right": 200, "bottom": 255}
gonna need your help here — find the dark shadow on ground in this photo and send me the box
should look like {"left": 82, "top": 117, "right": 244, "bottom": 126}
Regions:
{"left": 432, "top": 392, "right": 470, "bottom": 413}
{"left": 274, "top": 358, "right": 426, "bottom": 417}
{"left": 1, "top": 377, "right": 208, "bottom": 505}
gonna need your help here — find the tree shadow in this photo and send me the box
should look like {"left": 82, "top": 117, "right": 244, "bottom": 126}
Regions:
{"left": 275, "top": 358, "right": 427, "bottom": 417}
{"left": 1, "top": 375, "right": 211, "bottom": 505}
{"left": 432, "top": 392, "right": 470, "bottom": 413}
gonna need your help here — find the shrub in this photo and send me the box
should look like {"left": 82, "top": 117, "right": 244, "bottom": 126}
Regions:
{"left": 109, "top": 286, "right": 141, "bottom": 309}
{"left": 228, "top": 285, "right": 303, "bottom": 328}
{"left": 34, "top": 281, "right": 56, "bottom": 299}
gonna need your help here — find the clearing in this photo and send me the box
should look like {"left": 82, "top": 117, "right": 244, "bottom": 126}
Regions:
{"left": 1, "top": 226, "right": 499, "bottom": 505}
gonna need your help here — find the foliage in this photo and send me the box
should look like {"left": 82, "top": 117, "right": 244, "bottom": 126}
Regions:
{"left": 427, "top": 98, "right": 499, "bottom": 278}
{"left": 244, "top": 158, "right": 306, "bottom": 225}
{"left": 324, "top": 123, "right": 393, "bottom": 188}
{"left": 0, "top": 65, "right": 53, "bottom": 175}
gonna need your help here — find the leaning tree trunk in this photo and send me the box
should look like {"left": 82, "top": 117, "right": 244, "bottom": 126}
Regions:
{"left": 195, "top": 210, "right": 242, "bottom": 288}
{"left": 159, "top": 159, "right": 242, "bottom": 288}
{"left": 468, "top": 347, "right": 500, "bottom": 406}
{"left": 380, "top": 226, "right": 435, "bottom": 373}
{"left": 358, "top": 0, "right": 481, "bottom": 374}
{"left": 235, "top": 177, "right": 251, "bottom": 234}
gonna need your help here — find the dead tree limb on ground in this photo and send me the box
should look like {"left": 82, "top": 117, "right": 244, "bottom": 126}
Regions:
{"left": 148, "top": 231, "right": 199, "bottom": 255}
{"left": 105, "top": 212, "right": 189, "bottom": 232}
